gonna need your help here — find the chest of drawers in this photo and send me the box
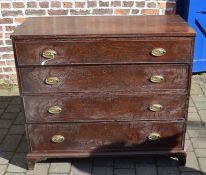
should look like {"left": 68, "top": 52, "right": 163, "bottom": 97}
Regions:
{"left": 11, "top": 15, "right": 195, "bottom": 170}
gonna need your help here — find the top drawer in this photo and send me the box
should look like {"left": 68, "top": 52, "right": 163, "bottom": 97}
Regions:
{"left": 14, "top": 39, "right": 192, "bottom": 66}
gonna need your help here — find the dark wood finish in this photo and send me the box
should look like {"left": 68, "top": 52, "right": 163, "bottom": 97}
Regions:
{"left": 26, "top": 151, "right": 187, "bottom": 170}
{"left": 11, "top": 15, "right": 195, "bottom": 169}
{"left": 14, "top": 39, "right": 192, "bottom": 66}
{"left": 24, "top": 93, "right": 187, "bottom": 123}
{"left": 19, "top": 64, "right": 188, "bottom": 93}
{"left": 11, "top": 15, "right": 195, "bottom": 39}
{"left": 28, "top": 121, "right": 184, "bottom": 152}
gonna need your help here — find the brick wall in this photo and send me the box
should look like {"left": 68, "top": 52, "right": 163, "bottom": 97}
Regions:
{"left": 0, "top": 0, "right": 176, "bottom": 83}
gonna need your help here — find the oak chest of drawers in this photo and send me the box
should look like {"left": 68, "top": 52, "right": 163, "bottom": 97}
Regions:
{"left": 11, "top": 15, "right": 195, "bottom": 169}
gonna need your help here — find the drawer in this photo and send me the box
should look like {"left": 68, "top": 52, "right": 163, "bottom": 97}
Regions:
{"left": 27, "top": 121, "right": 184, "bottom": 152}
{"left": 19, "top": 64, "right": 188, "bottom": 93}
{"left": 24, "top": 93, "right": 187, "bottom": 123}
{"left": 14, "top": 39, "right": 191, "bottom": 66}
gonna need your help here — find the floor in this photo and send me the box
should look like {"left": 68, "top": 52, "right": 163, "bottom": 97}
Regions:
{"left": 0, "top": 75, "right": 206, "bottom": 175}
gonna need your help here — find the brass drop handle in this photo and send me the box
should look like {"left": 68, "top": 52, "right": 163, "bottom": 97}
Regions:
{"left": 42, "top": 49, "right": 57, "bottom": 59}
{"left": 45, "top": 77, "right": 59, "bottom": 85}
{"left": 151, "top": 48, "right": 166, "bottom": 57}
{"left": 148, "top": 133, "right": 161, "bottom": 141}
{"left": 149, "top": 104, "right": 163, "bottom": 112}
{"left": 150, "top": 75, "right": 164, "bottom": 83}
{"left": 48, "top": 106, "right": 62, "bottom": 114}
{"left": 51, "top": 135, "right": 65, "bottom": 143}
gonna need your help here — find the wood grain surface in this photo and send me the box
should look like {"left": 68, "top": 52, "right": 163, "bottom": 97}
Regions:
{"left": 19, "top": 64, "right": 189, "bottom": 93}
{"left": 23, "top": 93, "right": 187, "bottom": 123}
{"left": 28, "top": 121, "right": 184, "bottom": 152}
{"left": 14, "top": 38, "right": 192, "bottom": 66}
{"left": 11, "top": 15, "right": 195, "bottom": 169}
{"left": 11, "top": 15, "right": 195, "bottom": 39}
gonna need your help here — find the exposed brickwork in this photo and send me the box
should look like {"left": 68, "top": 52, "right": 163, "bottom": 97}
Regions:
{"left": 0, "top": 0, "right": 176, "bottom": 80}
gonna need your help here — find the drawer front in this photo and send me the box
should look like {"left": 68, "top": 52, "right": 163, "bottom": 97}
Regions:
{"left": 28, "top": 122, "right": 184, "bottom": 152}
{"left": 24, "top": 93, "right": 187, "bottom": 123}
{"left": 19, "top": 64, "right": 188, "bottom": 93}
{"left": 14, "top": 39, "right": 191, "bottom": 66}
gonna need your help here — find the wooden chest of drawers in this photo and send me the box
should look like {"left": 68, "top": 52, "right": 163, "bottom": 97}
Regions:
{"left": 11, "top": 15, "right": 195, "bottom": 169}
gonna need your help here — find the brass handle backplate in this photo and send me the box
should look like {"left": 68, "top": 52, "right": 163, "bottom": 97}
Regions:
{"left": 149, "top": 104, "right": 163, "bottom": 112}
{"left": 42, "top": 49, "right": 57, "bottom": 59}
{"left": 45, "top": 77, "right": 59, "bottom": 85}
{"left": 148, "top": 133, "right": 161, "bottom": 141}
{"left": 48, "top": 106, "right": 62, "bottom": 114}
{"left": 150, "top": 75, "right": 164, "bottom": 83}
{"left": 51, "top": 135, "right": 65, "bottom": 143}
{"left": 151, "top": 48, "right": 166, "bottom": 57}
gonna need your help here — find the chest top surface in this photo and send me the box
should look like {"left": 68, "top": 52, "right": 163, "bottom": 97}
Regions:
{"left": 11, "top": 15, "right": 195, "bottom": 39}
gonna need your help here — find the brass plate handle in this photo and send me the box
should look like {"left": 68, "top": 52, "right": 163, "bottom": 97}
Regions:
{"left": 148, "top": 133, "right": 161, "bottom": 141}
{"left": 150, "top": 75, "right": 164, "bottom": 83}
{"left": 51, "top": 135, "right": 65, "bottom": 143}
{"left": 45, "top": 77, "right": 59, "bottom": 85}
{"left": 42, "top": 49, "right": 57, "bottom": 59}
{"left": 151, "top": 48, "right": 166, "bottom": 57}
{"left": 149, "top": 104, "right": 163, "bottom": 112}
{"left": 48, "top": 106, "right": 62, "bottom": 114}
